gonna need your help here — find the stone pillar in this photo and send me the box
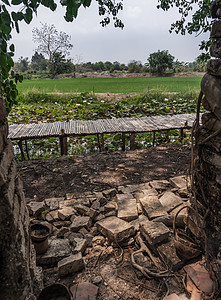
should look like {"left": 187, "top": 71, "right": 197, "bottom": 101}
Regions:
{"left": 0, "top": 98, "right": 35, "bottom": 299}
{"left": 192, "top": 1, "right": 221, "bottom": 282}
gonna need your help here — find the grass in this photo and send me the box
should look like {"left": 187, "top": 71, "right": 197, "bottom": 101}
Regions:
{"left": 17, "top": 76, "right": 202, "bottom": 94}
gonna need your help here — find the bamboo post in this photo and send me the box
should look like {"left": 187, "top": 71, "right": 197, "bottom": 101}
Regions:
{"left": 153, "top": 131, "right": 156, "bottom": 147}
{"left": 130, "top": 133, "right": 135, "bottom": 150}
{"left": 25, "top": 140, "right": 30, "bottom": 160}
{"left": 97, "top": 134, "right": 102, "bottom": 152}
{"left": 122, "top": 133, "right": 126, "bottom": 151}
{"left": 59, "top": 129, "right": 68, "bottom": 155}
{"left": 18, "top": 140, "right": 25, "bottom": 160}
{"left": 166, "top": 130, "right": 170, "bottom": 143}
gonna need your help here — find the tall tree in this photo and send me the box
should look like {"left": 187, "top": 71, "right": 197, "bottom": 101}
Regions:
{"left": 32, "top": 23, "right": 73, "bottom": 74}
{"left": 31, "top": 51, "right": 48, "bottom": 71}
{"left": 147, "top": 50, "right": 174, "bottom": 74}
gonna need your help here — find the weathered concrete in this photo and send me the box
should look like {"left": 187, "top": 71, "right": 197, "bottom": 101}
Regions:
{"left": 117, "top": 197, "right": 138, "bottom": 221}
{"left": 159, "top": 191, "right": 183, "bottom": 213}
{"left": 139, "top": 195, "right": 167, "bottom": 219}
{"left": 37, "top": 238, "right": 71, "bottom": 266}
{"left": 58, "top": 252, "right": 85, "bottom": 277}
{"left": 140, "top": 220, "right": 170, "bottom": 245}
{"left": 70, "top": 216, "right": 91, "bottom": 232}
{"left": 157, "top": 238, "right": 183, "bottom": 271}
{"left": 96, "top": 216, "right": 135, "bottom": 243}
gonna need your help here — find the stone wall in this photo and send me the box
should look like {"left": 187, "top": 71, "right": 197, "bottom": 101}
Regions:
{"left": 0, "top": 98, "right": 34, "bottom": 299}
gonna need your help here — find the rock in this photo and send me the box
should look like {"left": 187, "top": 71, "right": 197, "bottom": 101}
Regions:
{"left": 94, "top": 214, "right": 105, "bottom": 222}
{"left": 130, "top": 214, "right": 149, "bottom": 231}
{"left": 140, "top": 220, "right": 170, "bottom": 245}
{"left": 169, "top": 175, "right": 189, "bottom": 190}
{"left": 91, "top": 276, "right": 103, "bottom": 285}
{"left": 116, "top": 193, "right": 134, "bottom": 202}
{"left": 89, "top": 208, "right": 99, "bottom": 219}
{"left": 139, "top": 195, "right": 167, "bottom": 219}
{"left": 72, "top": 238, "right": 87, "bottom": 254}
{"left": 57, "top": 227, "right": 69, "bottom": 238}
{"left": 70, "top": 216, "right": 91, "bottom": 232}
{"left": 70, "top": 282, "right": 98, "bottom": 300}
{"left": 93, "top": 191, "right": 107, "bottom": 205}
{"left": 27, "top": 201, "right": 45, "bottom": 217}
{"left": 207, "top": 59, "right": 221, "bottom": 76}
{"left": 91, "top": 200, "right": 100, "bottom": 210}
{"left": 85, "top": 233, "right": 93, "bottom": 246}
{"left": 104, "top": 203, "right": 116, "bottom": 213}
{"left": 45, "top": 210, "right": 59, "bottom": 222}
{"left": 135, "top": 188, "right": 158, "bottom": 202}
{"left": 102, "top": 188, "right": 117, "bottom": 199}
{"left": 117, "top": 197, "right": 138, "bottom": 221}
{"left": 211, "top": 20, "right": 221, "bottom": 38}
{"left": 210, "top": 38, "right": 221, "bottom": 58}
{"left": 92, "top": 236, "right": 106, "bottom": 246}
{"left": 53, "top": 220, "right": 71, "bottom": 229}
{"left": 78, "top": 227, "right": 89, "bottom": 235}
{"left": 153, "top": 215, "right": 185, "bottom": 228}
{"left": 45, "top": 197, "right": 64, "bottom": 210}
{"left": 104, "top": 211, "right": 116, "bottom": 217}
{"left": 37, "top": 239, "right": 71, "bottom": 266}
{"left": 178, "top": 188, "right": 189, "bottom": 198}
{"left": 74, "top": 204, "right": 90, "bottom": 216}
{"left": 58, "top": 252, "right": 85, "bottom": 277}
{"left": 137, "top": 203, "right": 143, "bottom": 214}
{"left": 157, "top": 238, "right": 183, "bottom": 271}
{"left": 163, "top": 294, "right": 189, "bottom": 300}
{"left": 58, "top": 207, "right": 76, "bottom": 220}
{"left": 96, "top": 216, "right": 135, "bottom": 243}
{"left": 59, "top": 198, "right": 90, "bottom": 208}
{"left": 159, "top": 191, "right": 183, "bottom": 213}
{"left": 149, "top": 180, "right": 170, "bottom": 191}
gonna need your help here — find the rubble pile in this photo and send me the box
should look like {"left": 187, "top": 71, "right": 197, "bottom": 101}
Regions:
{"left": 27, "top": 175, "right": 212, "bottom": 299}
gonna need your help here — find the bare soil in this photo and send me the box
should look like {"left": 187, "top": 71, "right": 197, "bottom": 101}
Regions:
{"left": 18, "top": 144, "right": 191, "bottom": 202}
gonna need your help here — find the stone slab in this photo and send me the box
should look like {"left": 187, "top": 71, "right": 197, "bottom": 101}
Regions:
{"left": 102, "top": 188, "right": 117, "bottom": 199}
{"left": 159, "top": 191, "right": 183, "bottom": 213}
{"left": 135, "top": 188, "right": 158, "bottom": 202}
{"left": 149, "top": 180, "right": 170, "bottom": 191}
{"left": 58, "top": 207, "right": 76, "bottom": 220}
{"left": 45, "top": 210, "right": 59, "bottom": 222}
{"left": 130, "top": 214, "right": 149, "bottom": 231}
{"left": 74, "top": 204, "right": 90, "bottom": 216}
{"left": 117, "top": 198, "right": 138, "bottom": 221}
{"left": 140, "top": 220, "right": 170, "bottom": 245}
{"left": 116, "top": 193, "right": 134, "bottom": 202}
{"left": 157, "top": 238, "right": 183, "bottom": 271}
{"left": 70, "top": 216, "right": 91, "bottom": 232}
{"left": 169, "top": 175, "right": 189, "bottom": 190}
{"left": 45, "top": 198, "right": 64, "bottom": 210}
{"left": 37, "top": 239, "right": 71, "bottom": 266}
{"left": 58, "top": 252, "right": 85, "bottom": 277}
{"left": 27, "top": 201, "right": 45, "bottom": 217}
{"left": 139, "top": 195, "right": 167, "bottom": 219}
{"left": 72, "top": 238, "right": 87, "bottom": 254}
{"left": 96, "top": 216, "right": 135, "bottom": 243}
{"left": 59, "top": 198, "right": 90, "bottom": 208}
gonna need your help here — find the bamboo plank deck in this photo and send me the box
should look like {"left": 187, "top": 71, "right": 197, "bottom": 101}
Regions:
{"left": 8, "top": 113, "right": 199, "bottom": 159}
{"left": 9, "top": 113, "right": 197, "bottom": 140}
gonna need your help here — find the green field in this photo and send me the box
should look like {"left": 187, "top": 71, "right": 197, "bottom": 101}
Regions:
{"left": 17, "top": 76, "right": 202, "bottom": 93}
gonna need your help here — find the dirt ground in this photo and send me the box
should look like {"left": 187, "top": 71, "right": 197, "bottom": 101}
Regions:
{"left": 17, "top": 143, "right": 191, "bottom": 202}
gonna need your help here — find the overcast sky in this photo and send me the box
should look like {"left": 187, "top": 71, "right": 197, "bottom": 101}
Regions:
{"left": 11, "top": 0, "right": 209, "bottom": 64}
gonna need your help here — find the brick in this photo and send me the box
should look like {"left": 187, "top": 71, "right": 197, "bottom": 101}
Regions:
{"left": 58, "top": 207, "right": 76, "bottom": 220}
{"left": 45, "top": 198, "right": 64, "bottom": 210}
{"left": 58, "top": 253, "right": 85, "bottom": 277}
{"left": 37, "top": 239, "right": 71, "bottom": 266}
{"left": 169, "top": 175, "right": 189, "bottom": 190}
{"left": 157, "top": 238, "right": 183, "bottom": 271}
{"left": 70, "top": 216, "right": 91, "bottom": 232}
{"left": 139, "top": 195, "right": 167, "bottom": 219}
{"left": 0, "top": 140, "right": 14, "bottom": 187}
{"left": 72, "top": 238, "right": 87, "bottom": 254}
{"left": 96, "top": 216, "right": 135, "bottom": 243}
{"left": 117, "top": 197, "right": 138, "bottom": 221}
{"left": 140, "top": 220, "right": 170, "bottom": 245}
{"left": 27, "top": 201, "right": 45, "bottom": 217}
{"left": 149, "top": 180, "right": 170, "bottom": 191}
{"left": 159, "top": 191, "right": 183, "bottom": 213}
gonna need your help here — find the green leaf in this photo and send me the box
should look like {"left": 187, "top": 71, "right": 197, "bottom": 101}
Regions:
{"left": 1, "top": 0, "right": 10, "bottom": 5}
{"left": 11, "top": 0, "right": 23, "bottom": 4}
{"left": 11, "top": 11, "right": 18, "bottom": 21}
{"left": 24, "top": 8, "right": 33, "bottom": 24}
{"left": 9, "top": 44, "right": 15, "bottom": 52}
